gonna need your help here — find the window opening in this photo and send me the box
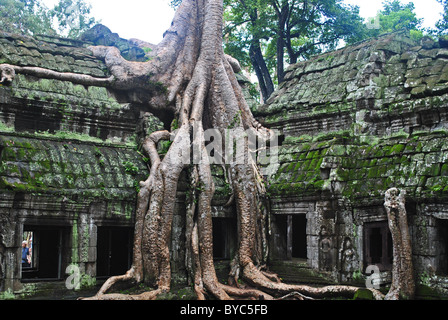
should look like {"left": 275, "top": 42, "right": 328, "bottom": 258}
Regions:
{"left": 21, "top": 227, "right": 65, "bottom": 281}
{"left": 292, "top": 215, "right": 307, "bottom": 259}
{"left": 212, "top": 218, "right": 236, "bottom": 260}
{"left": 275, "top": 214, "right": 308, "bottom": 260}
{"left": 97, "top": 227, "right": 133, "bottom": 278}
{"left": 438, "top": 219, "right": 448, "bottom": 275}
{"left": 364, "top": 221, "right": 393, "bottom": 271}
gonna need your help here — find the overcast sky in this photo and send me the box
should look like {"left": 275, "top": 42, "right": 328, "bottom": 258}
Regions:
{"left": 41, "top": 0, "right": 444, "bottom": 44}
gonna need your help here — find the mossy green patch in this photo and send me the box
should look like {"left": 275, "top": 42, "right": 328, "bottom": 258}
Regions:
{"left": 0, "top": 134, "right": 148, "bottom": 200}
{"left": 353, "top": 289, "right": 374, "bottom": 300}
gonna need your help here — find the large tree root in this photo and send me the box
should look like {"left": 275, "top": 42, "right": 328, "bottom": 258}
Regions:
{"left": 240, "top": 262, "right": 385, "bottom": 300}
{"left": 2, "top": 0, "right": 391, "bottom": 301}
{"left": 81, "top": 0, "right": 388, "bottom": 301}
{"left": 0, "top": 63, "right": 114, "bottom": 86}
{"left": 384, "top": 188, "right": 415, "bottom": 300}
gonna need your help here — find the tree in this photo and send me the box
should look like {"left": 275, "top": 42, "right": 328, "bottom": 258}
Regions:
{"left": 223, "top": 0, "right": 276, "bottom": 102}
{"left": 268, "top": 0, "right": 366, "bottom": 84}
{"left": 367, "top": 0, "right": 423, "bottom": 37}
{"left": 223, "top": 0, "right": 367, "bottom": 101}
{"left": 81, "top": 0, "right": 387, "bottom": 300}
{"left": 0, "top": 0, "right": 98, "bottom": 37}
{"left": 50, "top": 0, "right": 98, "bottom": 38}
{"left": 1, "top": 0, "right": 388, "bottom": 300}
{"left": 223, "top": 0, "right": 426, "bottom": 102}
{"left": 384, "top": 188, "right": 415, "bottom": 300}
{"left": 436, "top": 0, "right": 448, "bottom": 34}
{"left": 0, "top": 0, "right": 54, "bottom": 35}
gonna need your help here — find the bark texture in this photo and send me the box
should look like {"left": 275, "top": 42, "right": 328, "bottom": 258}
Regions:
{"left": 384, "top": 188, "right": 415, "bottom": 300}
{"left": 3, "top": 0, "right": 391, "bottom": 300}
{"left": 0, "top": 63, "right": 114, "bottom": 86}
{"left": 79, "top": 0, "right": 385, "bottom": 300}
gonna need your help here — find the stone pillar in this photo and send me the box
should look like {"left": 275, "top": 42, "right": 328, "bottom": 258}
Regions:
{"left": 307, "top": 203, "right": 319, "bottom": 270}
{"left": 76, "top": 213, "right": 97, "bottom": 278}
{"left": 0, "top": 214, "right": 23, "bottom": 292}
{"left": 315, "top": 201, "right": 337, "bottom": 274}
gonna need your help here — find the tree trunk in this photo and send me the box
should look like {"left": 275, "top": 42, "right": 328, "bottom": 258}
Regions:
{"left": 384, "top": 188, "right": 415, "bottom": 300}
{"left": 2, "top": 0, "right": 389, "bottom": 300}
{"left": 275, "top": 5, "right": 289, "bottom": 85}
{"left": 78, "top": 0, "right": 386, "bottom": 300}
{"left": 249, "top": 40, "right": 275, "bottom": 102}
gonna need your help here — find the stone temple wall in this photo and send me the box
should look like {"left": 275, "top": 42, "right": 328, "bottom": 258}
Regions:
{"left": 0, "top": 27, "right": 448, "bottom": 298}
{"left": 255, "top": 31, "right": 448, "bottom": 294}
{"left": 0, "top": 29, "right": 237, "bottom": 296}
{"left": 0, "top": 30, "right": 157, "bottom": 294}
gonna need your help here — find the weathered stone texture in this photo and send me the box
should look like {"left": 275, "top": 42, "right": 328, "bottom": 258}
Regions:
{"left": 0, "top": 28, "right": 237, "bottom": 296}
{"left": 0, "top": 30, "right": 157, "bottom": 295}
{"left": 262, "top": 31, "right": 448, "bottom": 295}
{"left": 256, "top": 32, "right": 448, "bottom": 138}
{"left": 1, "top": 27, "right": 448, "bottom": 298}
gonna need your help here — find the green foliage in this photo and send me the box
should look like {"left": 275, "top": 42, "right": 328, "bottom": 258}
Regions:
{"left": 409, "top": 29, "right": 424, "bottom": 41}
{"left": 79, "top": 273, "right": 96, "bottom": 290}
{"left": 170, "top": 118, "right": 179, "bottom": 131}
{"left": 0, "top": 288, "right": 16, "bottom": 300}
{"left": 353, "top": 289, "right": 374, "bottom": 300}
{"left": 34, "top": 129, "right": 104, "bottom": 143}
{"left": 123, "top": 161, "right": 139, "bottom": 175}
{"left": 0, "top": 0, "right": 99, "bottom": 37}
{"left": 50, "top": 0, "right": 98, "bottom": 38}
{"left": 367, "top": 0, "right": 423, "bottom": 37}
{"left": 0, "top": 120, "right": 15, "bottom": 133}
{"left": 158, "top": 140, "right": 172, "bottom": 154}
{"left": 223, "top": 0, "right": 367, "bottom": 99}
{"left": 436, "top": 0, "right": 448, "bottom": 34}
{"left": 0, "top": 0, "right": 54, "bottom": 35}
{"left": 223, "top": 0, "right": 274, "bottom": 69}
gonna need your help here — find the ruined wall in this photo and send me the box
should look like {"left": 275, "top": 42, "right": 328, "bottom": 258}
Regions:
{"left": 0, "top": 29, "right": 236, "bottom": 295}
{"left": 1, "top": 27, "right": 448, "bottom": 297}
{"left": 257, "top": 31, "right": 448, "bottom": 294}
{"left": 0, "top": 30, "right": 159, "bottom": 294}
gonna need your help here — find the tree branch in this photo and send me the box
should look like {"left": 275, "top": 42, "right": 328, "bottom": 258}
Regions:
{"left": 0, "top": 63, "right": 114, "bottom": 87}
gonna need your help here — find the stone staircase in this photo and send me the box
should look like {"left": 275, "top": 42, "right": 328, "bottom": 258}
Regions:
{"left": 267, "top": 259, "right": 335, "bottom": 286}
{"left": 214, "top": 259, "right": 336, "bottom": 286}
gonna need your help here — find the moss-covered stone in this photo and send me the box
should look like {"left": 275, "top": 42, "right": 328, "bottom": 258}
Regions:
{"left": 353, "top": 288, "right": 374, "bottom": 300}
{"left": 0, "top": 134, "right": 147, "bottom": 199}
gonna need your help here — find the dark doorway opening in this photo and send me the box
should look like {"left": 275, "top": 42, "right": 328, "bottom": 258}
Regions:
{"left": 369, "top": 227, "right": 382, "bottom": 264}
{"left": 437, "top": 219, "right": 448, "bottom": 275}
{"left": 212, "top": 218, "right": 236, "bottom": 260}
{"left": 97, "top": 227, "right": 133, "bottom": 278}
{"left": 292, "top": 215, "right": 307, "bottom": 259}
{"left": 273, "top": 215, "right": 288, "bottom": 260}
{"left": 21, "top": 226, "right": 68, "bottom": 281}
{"left": 364, "top": 221, "right": 393, "bottom": 271}
{"left": 273, "top": 214, "right": 308, "bottom": 260}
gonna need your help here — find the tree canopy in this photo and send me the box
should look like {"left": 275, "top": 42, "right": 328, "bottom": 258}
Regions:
{"left": 0, "top": 0, "right": 98, "bottom": 38}
{"left": 222, "top": 0, "right": 430, "bottom": 101}
{"left": 0, "top": 0, "right": 422, "bottom": 301}
{"left": 436, "top": 0, "right": 448, "bottom": 34}
{"left": 222, "top": 0, "right": 367, "bottom": 101}
{"left": 367, "top": 0, "right": 423, "bottom": 37}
